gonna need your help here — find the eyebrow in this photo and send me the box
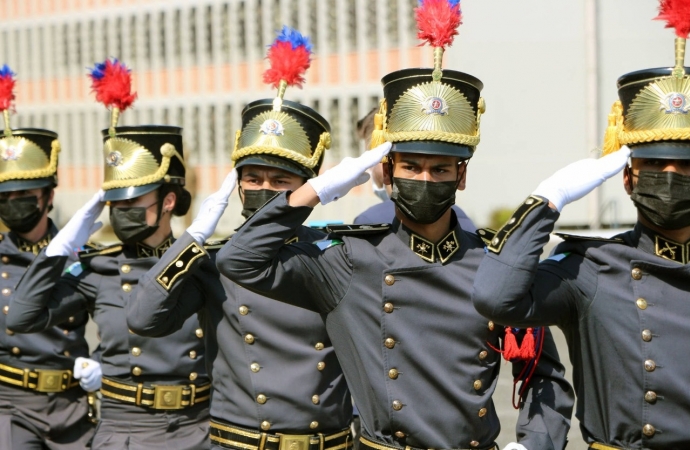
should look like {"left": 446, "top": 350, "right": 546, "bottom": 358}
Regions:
{"left": 399, "top": 158, "right": 454, "bottom": 168}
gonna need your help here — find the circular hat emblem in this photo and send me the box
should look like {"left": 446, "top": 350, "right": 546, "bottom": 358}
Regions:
{"left": 106, "top": 151, "right": 123, "bottom": 167}
{"left": 662, "top": 92, "right": 690, "bottom": 115}
{"left": 260, "top": 119, "right": 285, "bottom": 136}
{"left": 1, "top": 145, "right": 20, "bottom": 161}
{"left": 421, "top": 96, "right": 449, "bottom": 116}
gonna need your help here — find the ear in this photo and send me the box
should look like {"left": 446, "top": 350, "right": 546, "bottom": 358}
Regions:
{"left": 456, "top": 162, "right": 468, "bottom": 191}
{"left": 623, "top": 166, "right": 633, "bottom": 196}
{"left": 48, "top": 189, "right": 55, "bottom": 207}
{"left": 382, "top": 159, "right": 393, "bottom": 186}
{"left": 163, "top": 191, "right": 177, "bottom": 213}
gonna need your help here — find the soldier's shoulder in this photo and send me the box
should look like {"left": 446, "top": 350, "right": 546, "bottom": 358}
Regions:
{"left": 202, "top": 238, "right": 231, "bottom": 252}
{"left": 77, "top": 242, "right": 123, "bottom": 260}
{"left": 554, "top": 232, "right": 625, "bottom": 245}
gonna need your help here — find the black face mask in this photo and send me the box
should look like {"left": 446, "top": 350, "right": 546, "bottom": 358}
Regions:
{"left": 110, "top": 202, "right": 160, "bottom": 244}
{"left": 0, "top": 195, "right": 47, "bottom": 233}
{"left": 390, "top": 177, "right": 457, "bottom": 224}
{"left": 241, "top": 189, "right": 281, "bottom": 219}
{"left": 630, "top": 170, "right": 690, "bottom": 230}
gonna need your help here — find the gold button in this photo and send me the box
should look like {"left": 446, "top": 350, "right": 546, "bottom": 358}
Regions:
{"left": 473, "top": 380, "right": 482, "bottom": 390}
{"left": 189, "top": 350, "right": 197, "bottom": 359}
{"left": 192, "top": 246, "right": 200, "bottom": 253}
{"left": 312, "top": 394, "right": 320, "bottom": 404}
{"left": 642, "top": 424, "right": 656, "bottom": 437}
{"left": 244, "top": 334, "right": 255, "bottom": 344}
{"left": 310, "top": 421, "right": 319, "bottom": 429}
{"left": 239, "top": 305, "right": 249, "bottom": 315}
{"left": 121, "top": 283, "right": 131, "bottom": 292}
{"left": 257, "top": 394, "right": 267, "bottom": 404}
{"left": 478, "top": 407, "right": 487, "bottom": 417}
{"left": 2, "top": 256, "right": 9, "bottom": 263}
{"left": 487, "top": 321, "right": 495, "bottom": 331}
{"left": 631, "top": 268, "right": 642, "bottom": 280}
{"left": 63, "top": 329, "right": 69, "bottom": 336}
{"left": 68, "top": 316, "right": 75, "bottom": 323}
{"left": 644, "top": 391, "right": 657, "bottom": 403}
{"left": 644, "top": 360, "right": 656, "bottom": 372}
{"left": 63, "top": 351, "right": 70, "bottom": 357}
{"left": 6, "top": 328, "right": 13, "bottom": 336}
{"left": 478, "top": 350, "right": 488, "bottom": 360}
{"left": 392, "top": 400, "right": 403, "bottom": 411}
{"left": 636, "top": 298, "right": 648, "bottom": 310}
{"left": 388, "top": 368, "right": 399, "bottom": 379}
{"left": 525, "top": 198, "right": 535, "bottom": 205}
{"left": 189, "top": 372, "right": 198, "bottom": 381}
{"left": 384, "top": 338, "right": 396, "bottom": 349}
{"left": 384, "top": 274, "right": 395, "bottom": 286}
{"left": 2, "top": 288, "right": 11, "bottom": 296}
{"left": 196, "top": 328, "right": 204, "bottom": 338}
{"left": 161, "top": 276, "right": 169, "bottom": 284}
{"left": 128, "top": 328, "right": 135, "bottom": 335}
{"left": 317, "top": 361, "right": 325, "bottom": 371}
{"left": 2, "top": 305, "right": 8, "bottom": 314}
{"left": 491, "top": 237, "right": 499, "bottom": 246}
{"left": 383, "top": 302, "right": 394, "bottom": 313}
{"left": 260, "top": 421, "right": 271, "bottom": 431}
{"left": 11, "top": 347, "right": 20, "bottom": 355}
{"left": 641, "top": 330, "right": 652, "bottom": 342}
{"left": 175, "top": 260, "right": 184, "bottom": 268}
{"left": 314, "top": 342, "right": 324, "bottom": 351}
{"left": 394, "top": 431, "right": 405, "bottom": 438}
{"left": 1, "top": 272, "right": 8, "bottom": 279}
{"left": 250, "top": 363, "right": 260, "bottom": 372}
{"left": 121, "top": 264, "right": 131, "bottom": 273}
{"left": 132, "top": 367, "right": 142, "bottom": 376}
{"left": 470, "top": 441, "right": 479, "bottom": 448}
{"left": 131, "top": 347, "right": 141, "bottom": 356}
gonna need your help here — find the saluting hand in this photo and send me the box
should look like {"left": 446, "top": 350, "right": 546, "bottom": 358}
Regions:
{"left": 187, "top": 169, "right": 238, "bottom": 244}
{"left": 532, "top": 146, "right": 631, "bottom": 212}
{"left": 46, "top": 190, "right": 105, "bottom": 257}
{"left": 74, "top": 357, "right": 102, "bottom": 392}
{"left": 308, "top": 141, "right": 392, "bottom": 205}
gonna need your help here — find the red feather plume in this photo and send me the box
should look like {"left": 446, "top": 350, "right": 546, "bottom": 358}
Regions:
{"left": 0, "top": 66, "right": 17, "bottom": 113}
{"left": 656, "top": 0, "right": 690, "bottom": 38}
{"left": 415, "top": 0, "right": 463, "bottom": 49}
{"left": 89, "top": 59, "right": 137, "bottom": 111}
{"left": 263, "top": 27, "right": 313, "bottom": 89}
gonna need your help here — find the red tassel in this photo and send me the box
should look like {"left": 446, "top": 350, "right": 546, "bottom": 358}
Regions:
{"left": 656, "top": 0, "right": 690, "bottom": 38}
{"left": 519, "top": 328, "right": 536, "bottom": 360}
{"left": 502, "top": 327, "right": 520, "bottom": 361}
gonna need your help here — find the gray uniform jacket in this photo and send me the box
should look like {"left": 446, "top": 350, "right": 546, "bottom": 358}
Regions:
{"left": 6, "top": 239, "right": 208, "bottom": 386}
{"left": 126, "top": 229, "right": 353, "bottom": 433}
{"left": 472, "top": 196, "right": 690, "bottom": 449}
{"left": 216, "top": 193, "right": 574, "bottom": 450}
{"left": 1, "top": 223, "right": 89, "bottom": 371}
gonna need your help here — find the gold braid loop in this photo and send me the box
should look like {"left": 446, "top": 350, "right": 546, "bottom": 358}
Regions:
{"left": 0, "top": 139, "right": 61, "bottom": 183}
{"left": 231, "top": 132, "right": 330, "bottom": 170}
{"left": 384, "top": 130, "right": 480, "bottom": 147}
{"left": 101, "top": 143, "right": 184, "bottom": 190}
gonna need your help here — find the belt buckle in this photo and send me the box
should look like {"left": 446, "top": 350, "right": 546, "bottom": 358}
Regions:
{"left": 34, "top": 369, "right": 68, "bottom": 393}
{"left": 152, "top": 385, "right": 184, "bottom": 409}
{"left": 278, "top": 435, "right": 312, "bottom": 450}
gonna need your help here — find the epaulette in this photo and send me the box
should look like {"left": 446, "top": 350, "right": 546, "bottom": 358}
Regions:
{"left": 554, "top": 233, "right": 624, "bottom": 243}
{"left": 476, "top": 228, "right": 497, "bottom": 246}
{"left": 78, "top": 243, "right": 123, "bottom": 259}
{"left": 156, "top": 241, "right": 207, "bottom": 291}
{"left": 325, "top": 223, "right": 390, "bottom": 236}
{"left": 203, "top": 238, "right": 230, "bottom": 251}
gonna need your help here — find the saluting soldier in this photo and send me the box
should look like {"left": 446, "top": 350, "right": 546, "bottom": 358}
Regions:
{"left": 6, "top": 60, "right": 211, "bottom": 449}
{"left": 126, "top": 28, "right": 354, "bottom": 450}
{"left": 214, "top": 3, "right": 573, "bottom": 450}
{"left": 472, "top": 4, "right": 690, "bottom": 449}
{"left": 0, "top": 66, "right": 95, "bottom": 449}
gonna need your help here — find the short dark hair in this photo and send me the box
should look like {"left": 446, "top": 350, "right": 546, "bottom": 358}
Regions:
{"left": 356, "top": 107, "right": 378, "bottom": 150}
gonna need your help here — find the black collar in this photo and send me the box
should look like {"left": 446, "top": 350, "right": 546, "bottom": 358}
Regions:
{"left": 9, "top": 220, "right": 58, "bottom": 255}
{"left": 393, "top": 212, "right": 461, "bottom": 265}
{"left": 134, "top": 237, "right": 173, "bottom": 258}
{"left": 636, "top": 224, "right": 690, "bottom": 264}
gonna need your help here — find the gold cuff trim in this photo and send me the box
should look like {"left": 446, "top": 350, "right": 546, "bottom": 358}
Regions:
{"left": 156, "top": 241, "right": 207, "bottom": 291}
{"left": 487, "top": 196, "right": 544, "bottom": 254}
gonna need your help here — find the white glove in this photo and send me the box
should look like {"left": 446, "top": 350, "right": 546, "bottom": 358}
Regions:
{"left": 308, "top": 142, "right": 392, "bottom": 205}
{"left": 187, "top": 169, "right": 238, "bottom": 244}
{"left": 532, "top": 146, "right": 630, "bottom": 212}
{"left": 74, "top": 357, "right": 102, "bottom": 392}
{"left": 46, "top": 191, "right": 105, "bottom": 257}
{"left": 502, "top": 443, "right": 528, "bottom": 450}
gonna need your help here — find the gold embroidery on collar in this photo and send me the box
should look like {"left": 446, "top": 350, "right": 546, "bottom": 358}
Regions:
{"left": 654, "top": 235, "right": 687, "bottom": 264}
{"left": 409, "top": 230, "right": 460, "bottom": 265}
{"left": 17, "top": 235, "right": 52, "bottom": 255}
{"left": 136, "top": 238, "right": 173, "bottom": 258}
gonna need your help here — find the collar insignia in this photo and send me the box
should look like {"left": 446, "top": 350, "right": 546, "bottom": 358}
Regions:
{"left": 654, "top": 235, "right": 688, "bottom": 264}
{"left": 409, "top": 230, "right": 460, "bottom": 264}
{"left": 136, "top": 237, "right": 173, "bottom": 259}
{"left": 285, "top": 236, "right": 299, "bottom": 245}
{"left": 16, "top": 235, "right": 51, "bottom": 255}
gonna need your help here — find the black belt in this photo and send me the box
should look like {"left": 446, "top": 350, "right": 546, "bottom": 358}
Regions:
{"left": 359, "top": 436, "right": 497, "bottom": 450}
{"left": 101, "top": 376, "right": 210, "bottom": 410}
{"left": 0, "top": 362, "right": 80, "bottom": 393}
{"left": 210, "top": 419, "right": 353, "bottom": 450}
